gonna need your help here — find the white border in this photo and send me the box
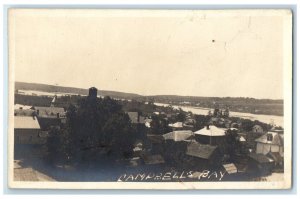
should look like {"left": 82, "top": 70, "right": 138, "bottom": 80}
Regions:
{"left": 3, "top": 5, "right": 292, "bottom": 193}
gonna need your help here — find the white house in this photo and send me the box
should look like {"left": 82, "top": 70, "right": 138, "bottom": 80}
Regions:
{"left": 255, "top": 131, "right": 284, "bottom": 157}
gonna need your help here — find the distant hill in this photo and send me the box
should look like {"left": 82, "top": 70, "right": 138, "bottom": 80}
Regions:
{"left": 15, "top": 82, "right": 142, "bottom": 99}
{"left": 15, "top": 81, "right": 283, "bottom": 116}
{"left": 143, "top": 95, "right": 283, "bottom": 116}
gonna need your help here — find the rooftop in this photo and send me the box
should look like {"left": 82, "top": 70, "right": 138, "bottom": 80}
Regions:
{"left": 186, "top": 143, "right": 218, "bottom": 159}
{"left": 14, "top": 109, "right": 35, "bottom": 117}
{"left": 15, "top": 116, "right": 40, "bottom": 130}
{"left": 255, "top": 132, "right": 284, "bottom": 146}
{"left": 223, "top": 163, "right": 238, "bottom": 174}
{"left": 194, "top": 125, "right": 226, "bottom": 137}
{"left": 33, "top": 106, "right": 65, "bottom": 118}
{"left": 163, "top": 130, "right": 193, "bottom": 142}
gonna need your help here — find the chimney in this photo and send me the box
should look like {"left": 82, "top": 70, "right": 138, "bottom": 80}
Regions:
{"left": 88, "top": 87, "right": 98, "bottom": 99}
{"left": 206, "top": 124, "right": 210, "bottom": 130}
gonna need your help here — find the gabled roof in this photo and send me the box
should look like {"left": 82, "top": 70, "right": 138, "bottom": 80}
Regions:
{"left": 33, "top": 106, "right": 65, "bottom": 118}
{"left": 255, "top": 132, "right": 284, "bottom": 146}
{"left": 15, "top": 116, "right": 40, "bottom": 130}
{"left": 186, "top": 143, "right": 218, "bottom": 159}
{"left": 194, "top": 125, "right": 226, "bottom": 137}
{"left": 163, "top": 130, "right": 193, "bottom": 142}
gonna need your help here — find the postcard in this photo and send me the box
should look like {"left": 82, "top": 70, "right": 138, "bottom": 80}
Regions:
{"left": 8, "top": 9, "right": 293, "bottom": 189}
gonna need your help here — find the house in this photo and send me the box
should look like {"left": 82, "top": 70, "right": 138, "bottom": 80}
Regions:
{"left": 185, "top": 142, "right": 222, "bottom": 166}
{"left": 186, "top": 143, "right": 218, "bottom": 159}
{"left": 255, "top": 131, "right": 284, "bottom": 157}
{"left": 33, "top": 106, "right": 65, "bottom": 118}
{"left": 161, "top": 131, "right": 194, "bottom": 166}
{"left": 14, "top": 116, "right": 46, "bottom": 145}
{"left": 32, "top": 106, "right": 66, "bottom": 130}
{"left": 247, "top": 131, "right": 284, "bottom": 174}
{"left": 194, "top": 125, "right": 227, "bottom": 147}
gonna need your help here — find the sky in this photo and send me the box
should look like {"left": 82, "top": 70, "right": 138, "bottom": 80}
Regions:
{"left": 9, "top": 9, "right": 289, "bottom": 99}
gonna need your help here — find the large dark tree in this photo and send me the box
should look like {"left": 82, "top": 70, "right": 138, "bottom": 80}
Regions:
{"left": 225, "top": 129, "right": 240, "bottom": 161}
{"left": 49, "top": 96, "right": 137, "bottom": 166}
{"left": 102, "top": 112, "right": 135, "bottom": 158}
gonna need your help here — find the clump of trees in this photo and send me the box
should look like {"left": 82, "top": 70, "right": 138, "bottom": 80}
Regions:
{"left": 193, "top": 115, "right": 211, "bottom": 131}
{"left": 150, "top": 115, "right": 172, "bottom": 135}
{"left": 175, "top": 111, "right": 186, "bottom": 122}
{"left": 46, "top": 96, "right": 137, "bottom": 167}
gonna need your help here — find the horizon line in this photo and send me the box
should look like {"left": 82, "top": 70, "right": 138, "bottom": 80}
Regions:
{"left": 15, "top": 81, "right": 284, "bottom": 101}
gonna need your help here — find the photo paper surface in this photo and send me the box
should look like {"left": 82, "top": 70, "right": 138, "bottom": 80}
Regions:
{"left": 8, "top": 9, "right": 292, "bottom": 189}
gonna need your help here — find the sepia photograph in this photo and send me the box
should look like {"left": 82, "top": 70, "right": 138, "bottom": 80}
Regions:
{"left": 7, "top": 8, "right": 293, "bottom": 189}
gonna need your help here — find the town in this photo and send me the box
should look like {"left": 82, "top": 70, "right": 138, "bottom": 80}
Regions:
{"left": 14, "top": 86, "right": 284, "bottom": 182}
